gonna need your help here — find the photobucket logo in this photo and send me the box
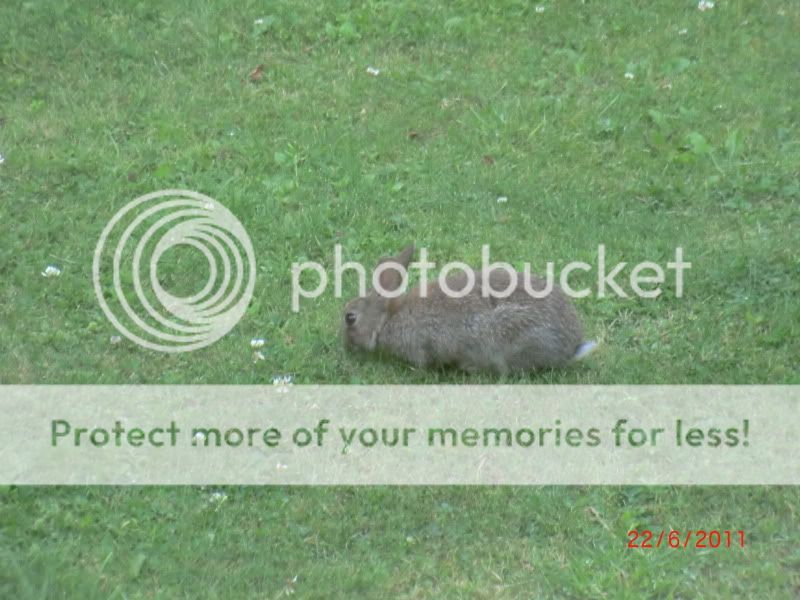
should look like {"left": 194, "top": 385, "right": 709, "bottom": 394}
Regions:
{"left": 291, "top": 245, "right": 690, "bottom": 312}
{"left": 93, "top": 190, "right": 255, "bottom": 352}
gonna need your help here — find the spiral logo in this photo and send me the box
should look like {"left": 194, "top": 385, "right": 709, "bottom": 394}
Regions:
{"left": 93, "top": 190, "right": 256, "bottom": 352}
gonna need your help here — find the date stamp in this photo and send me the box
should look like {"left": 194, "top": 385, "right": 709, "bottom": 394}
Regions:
{"left": 627, "top": 530, "right": 745, "bottom": 550}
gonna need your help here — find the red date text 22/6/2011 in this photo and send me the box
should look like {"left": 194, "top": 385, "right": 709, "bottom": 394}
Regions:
{"left": 627, "top": 530, "right": 745, "bottom": 550}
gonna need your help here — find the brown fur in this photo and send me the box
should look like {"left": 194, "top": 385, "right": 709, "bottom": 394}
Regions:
{"left": 342, "top": 245, "right": 588, "bottom": 374}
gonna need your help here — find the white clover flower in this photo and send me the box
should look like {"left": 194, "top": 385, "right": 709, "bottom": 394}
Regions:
{"left": 496, "top": 195, "right": 508, "bottom": 204}
{"left": 250, "top": 338, "right": 266, "bottom": 349}
{"left": 698, "top": 0, "right": 714, "bottom": 11}
{"left": 272, "top": 374, "right": 294, "bottom": 393}
{"left": 624, "top": 72, "right": 635, "bottom": 80}
{"left": 208, "top": 491, "right": 228, "bottom": 504}
{"left": 41, "top": 265, "right": 62, "bottom": 277}
{"left": 678, "top": 28, "right": 688, "bottom": 35}
{"left": 366, "top": 66, "right": 381, "bottom": 76}
{"left": 535, "top": 5, "right": 545, "bottom": 13}
{"left": 254, "top": 18, "right": 265, "bottom": 25}
{"left": 0, "top": 153, "right": 5, "bottom": 165}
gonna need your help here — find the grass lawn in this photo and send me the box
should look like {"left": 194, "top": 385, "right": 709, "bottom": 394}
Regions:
{"left": 1, "top": 0, "right": 799, "bottom": 597}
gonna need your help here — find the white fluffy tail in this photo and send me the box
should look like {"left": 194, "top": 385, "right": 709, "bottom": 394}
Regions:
{"left": 573, "top": 340, "right": 598, "bottom": 361}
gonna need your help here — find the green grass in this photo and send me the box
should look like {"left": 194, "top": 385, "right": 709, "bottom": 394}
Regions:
{"left": 1, "top": 0, "right": 799, "bottom": 597}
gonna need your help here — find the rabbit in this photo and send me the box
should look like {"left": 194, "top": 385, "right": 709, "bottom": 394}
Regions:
{"left": 341, "top": 244, "right": 597, "bottom": 374}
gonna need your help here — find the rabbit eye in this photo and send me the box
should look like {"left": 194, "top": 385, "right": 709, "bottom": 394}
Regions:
{"left": 345, "top": 312, "right": 357, "bottom": 325}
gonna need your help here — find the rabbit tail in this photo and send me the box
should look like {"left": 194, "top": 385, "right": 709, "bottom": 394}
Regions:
{"left": 572, "top": 340, "right": 598, "bottom": 361}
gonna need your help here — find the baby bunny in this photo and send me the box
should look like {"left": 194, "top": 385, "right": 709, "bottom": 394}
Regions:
{"left": 342, "top": 245, "right": 596, "bottom": 374}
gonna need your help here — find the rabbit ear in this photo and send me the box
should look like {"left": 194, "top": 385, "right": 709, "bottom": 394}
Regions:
{"left": 375, "top": 244, "right": 415, "bottom": 293}
{"left": 394, "top": 244, "right": 415, "bottom": 268}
